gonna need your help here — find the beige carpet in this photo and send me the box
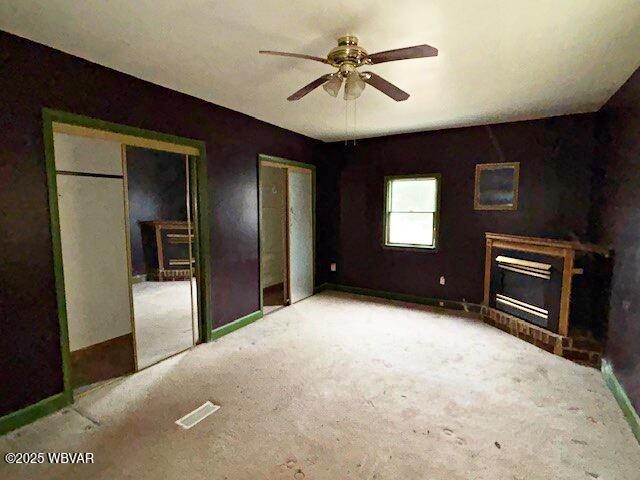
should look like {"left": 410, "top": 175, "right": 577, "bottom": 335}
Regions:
{"left": 132, "top": 280, "right": 199, "bottom": 369}
{"left": 1, "top": 291, "right": 639, "bottom": 479}
{"left": 264, "top": 304, "right": 283, "bottom": 314}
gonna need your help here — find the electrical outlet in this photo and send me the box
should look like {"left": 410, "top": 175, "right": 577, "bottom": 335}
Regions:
{"left": 439, "top": 276, "right": 446, "bottom": 285}
{"left": 330, "top": 263, "right": 337, "bottom": 272}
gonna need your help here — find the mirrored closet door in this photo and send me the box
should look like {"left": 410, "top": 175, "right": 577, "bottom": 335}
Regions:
{"left": 124, "top": 146, "right": 199, "bottom": 369}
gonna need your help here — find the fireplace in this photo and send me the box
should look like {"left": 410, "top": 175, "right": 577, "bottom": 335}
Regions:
{"left": 481, "top": 233, "right": 611, "bottom": 367}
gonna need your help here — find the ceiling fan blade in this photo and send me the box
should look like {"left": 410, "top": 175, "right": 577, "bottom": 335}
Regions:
{"left": 259, "top": 50, "right": 329, "bottom": 64}
{"left": 287, "top": 74, "right": 333, "bottom": 101}
{"left": 366, "top": 44, "right": 438, "bottom": 64}
{"left": 362, "top": 72, "right": 409, "bottom": 101}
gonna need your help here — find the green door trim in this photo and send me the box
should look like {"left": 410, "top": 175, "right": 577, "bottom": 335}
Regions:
{"left": 2, "top": 108, "right": 214, "bottom": 433}
{"left": 257, "top": 154, "right": 316, "bottom": 314}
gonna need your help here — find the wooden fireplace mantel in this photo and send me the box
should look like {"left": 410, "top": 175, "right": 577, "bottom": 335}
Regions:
{"left": 485, "top": 233, "right": 611, "bottom": 256}
{"left": 483, "top": 233, "right": 611, "bottom": 336}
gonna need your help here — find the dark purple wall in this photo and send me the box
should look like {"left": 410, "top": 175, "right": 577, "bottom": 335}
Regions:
{"left": 332, "top": 115, "right": 599, "bottom": 304}
{"left": 126, "top": 147, "right": 187, "bottom": 276}
{"left": 313, "top": 143, "right": 345, "bottom": 286}
{"left": 596, "top": 67, "right": 640, "bottom": 412}
{"left": 0, "top": 31, "right": 324, "bottom": 415}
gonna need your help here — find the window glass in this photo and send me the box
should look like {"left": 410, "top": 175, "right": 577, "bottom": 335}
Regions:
{"left": 385, "top": 176, "right": 439, "bottom": 249}
{"left": 388, "top": 212, "right": 434, "bottom": 246}
{"left": 390, "top": 178, "right": 437, "bottom": 212}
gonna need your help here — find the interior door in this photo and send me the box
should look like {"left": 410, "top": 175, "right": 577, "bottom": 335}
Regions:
{"left": 58, "top": 174, "right": 133, "bottom": 352}
{"left": 288, "top": 169, "right": 313, "bottom": 303}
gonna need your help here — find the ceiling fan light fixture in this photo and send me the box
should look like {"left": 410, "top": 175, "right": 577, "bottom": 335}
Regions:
{"left": 323, "top": 74, "right": 342, "bottom": 97}
{"left": 344, "top": 72, "right": 366, "bottom": 100}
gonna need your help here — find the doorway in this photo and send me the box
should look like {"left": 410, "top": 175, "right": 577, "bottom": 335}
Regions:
{"left": 44, "top": 109, "right": 211, "bottom": 402}
{"left": 259, "top": 155, "right": 315, "bottom": 314}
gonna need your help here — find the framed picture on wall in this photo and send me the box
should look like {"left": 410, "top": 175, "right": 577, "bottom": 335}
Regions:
{"left": 474, "top": 162, "right": 520, "bottom": 210}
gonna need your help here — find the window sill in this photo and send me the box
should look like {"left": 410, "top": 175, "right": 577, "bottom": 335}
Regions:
{"left": 383, "top": 243, "right": 439, "bottom": 253}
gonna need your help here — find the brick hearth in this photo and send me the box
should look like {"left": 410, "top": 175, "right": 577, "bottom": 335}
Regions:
{"left": 480, "top": 306, "right": 602, "bottom": 368}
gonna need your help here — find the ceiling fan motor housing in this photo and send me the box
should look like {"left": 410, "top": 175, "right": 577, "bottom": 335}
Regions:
{"left": 327, "top": 35, "right": 369, "bottom": 68}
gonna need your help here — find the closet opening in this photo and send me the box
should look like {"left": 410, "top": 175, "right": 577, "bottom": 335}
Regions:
{"left": 258, "top": 155, "right": 315, "bottom": 315}
{"left": 260, "top": 164, "right": 288, "bottom": 313}
{"left": 44, "top": 110, "right": 211, "bottom": 402}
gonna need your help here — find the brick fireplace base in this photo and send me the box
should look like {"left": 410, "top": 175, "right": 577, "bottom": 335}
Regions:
{"left": 480, "top": 306, "right": 602, "bottom": 368}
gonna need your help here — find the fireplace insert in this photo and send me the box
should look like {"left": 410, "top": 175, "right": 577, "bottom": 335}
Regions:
{"left": 490, "top": 248, "right": 564, "bottom": 333}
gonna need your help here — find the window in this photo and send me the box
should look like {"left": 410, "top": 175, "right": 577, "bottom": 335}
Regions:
{"left": 384, "top": 175, "right": 440, "bottom": 249}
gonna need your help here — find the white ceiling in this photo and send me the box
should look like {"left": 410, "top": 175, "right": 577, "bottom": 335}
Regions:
{"left": 2, "top": 1, "right": 639, "bottom": 141}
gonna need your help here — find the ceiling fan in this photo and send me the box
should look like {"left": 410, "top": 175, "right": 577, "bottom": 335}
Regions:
{"left": 259, "top": 35, "right": 438, "bottom": 102}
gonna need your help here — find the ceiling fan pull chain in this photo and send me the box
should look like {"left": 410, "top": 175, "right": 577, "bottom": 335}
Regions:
{"left": 354, "top": 97, "right": 357, "bottom": 145}
{"left": 344, "top": 98, "right": 356, "bottom": 145}
{"left": 344, "top": 98, "right": 348, "bottom": 146}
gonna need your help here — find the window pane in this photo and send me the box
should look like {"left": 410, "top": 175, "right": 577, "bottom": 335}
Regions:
{"left": 388, "top": 212, "right": 434, "bottom": 246}
{"left": 390, "top": 178, "right": 437, "bottom": 212}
